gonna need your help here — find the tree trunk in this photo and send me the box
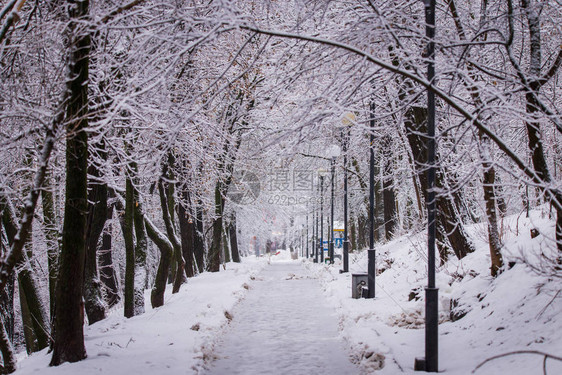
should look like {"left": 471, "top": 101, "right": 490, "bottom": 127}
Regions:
{"left": 382, "top": 135, "right": 397, "bottom": 240}
{"left": 145, "top": 217, "right": 173, "bottom": 308}
{"left": 19, "top": 247, "right": 50, "bottom": 352}
{"left": 0, "top": 270, "right": 14, "bottom": 346}
{"left": 166, "top": 166, "right": 177, "bottom": 285}
{"left": 0, "top": 321, "right": 16, "bottom": 373}
{"left": 98, "top": 202, "right": 120, "bottom": 308}
{"left": 446, "top": 0, "right": 505, "bottom": 275}
{"left": 351, "top": 158, "right": 369, "bottom": 249}
{"left": 349, "top": 217, "right": 357, "bottom": 253}
{"left": 132, "top": 175, "right": 147, "bottom": 316}
{"left": 482, "top": 158, "right": 504, "bottom": 276}
{"left": 519, "top": 0, "right": 562, "bottom": 255}
{"left": 83, "top": 152, "right": 108, "bottom": 325}
{"left": 404, "top": 106, "right": 475, "bottom": 261}
{"left": 374, "top": 161, "right": 384, "bottom": 242}
{"left": 0, "top": 205, "right": 16, "bottom": 345}
{"left": 158, "top": 162, "right": 185, "bottom": 293}
{"left": 382, "top": 178, "right": 397, "bottom": 240}
{"left": 208, "top": 182, "right": 223, "bottom": 272}
{"left": 208, "top": 123, "right": 242, "bottom": 271}
{"left": 41, "top": 171, "right": 59, "bottom": 323}
{"left": 223, "top": 226, "right": 230, "bottom": 264}
{"left": 557, "top": 206, "right": 562, "bottom": 257}
{"left": 357, "top": 215, "right": 368, "bottom": 250}
{"left": 18, "top": 278, "right": 37, "bottom": 353}
{"left": 3, "top": 195, "right": 50, "bottom": 354}
{"left": 229, "top": 215, "right": 241, "bottom": 263}
{"left": 122, "top": 177, "right": 136, "bottom": 319}
{"left": 2, "top": 183, "right": 50, "bottom": 355}
{"left": 494, "top": 177, "right": 508, "bottom": 217}
{"left": 193, "top": 199, "right": 206, "bottom": 273}
{"left": 178, "top": 187, "right": 195, "bottom": 278}
{"left": 50, "top": 1, "right": 90, "bottom": 365}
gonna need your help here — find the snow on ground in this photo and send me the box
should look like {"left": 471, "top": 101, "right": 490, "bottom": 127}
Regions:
{"left": 13, "top": 207, "right": 562, "bottom": 375}
{"left": 206, "top": 261, "right": 358, "bottom": 375}
{"left": 307, "top": 206, "right": 562, "bottom": 374}
{"left": 15, "top": 257, "right": 267, "bottom": 375}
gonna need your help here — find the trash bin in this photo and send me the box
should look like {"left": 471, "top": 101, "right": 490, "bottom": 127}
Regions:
{"left": 351, "top": 273, "right": 368, "bottom": 299}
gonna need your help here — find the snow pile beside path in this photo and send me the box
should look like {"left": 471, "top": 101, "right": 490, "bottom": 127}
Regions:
{"left": 15, "top": 257, "right": 268, "bottom": 375}
{"left": 269, "top": 249, "right": 296, "bottom": 261}
{"left": 251, "top": 249, "right": 299, "bottom": 263}
{"left": 306, "top": 206, "right": 562, "bottom": 374}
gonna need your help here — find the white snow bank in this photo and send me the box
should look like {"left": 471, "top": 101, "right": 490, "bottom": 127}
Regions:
{"left": 268, "top": 249, "right": 296, "bottom": 262}
{"left": 306, "top": 206, "right": 562, "bottom": 374}
{"left": 15, "top": 257, "right": 267, "bottom": 375}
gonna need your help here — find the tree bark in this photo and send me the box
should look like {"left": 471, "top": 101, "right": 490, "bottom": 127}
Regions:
{"left": 193, "top": 198, "right": 205, "bottom": 273}
{"left": 404, "top": 106, "right": 475, "bottom": 261}
{"left": 50, "top": 1, "right": 90, "bottom": 365}
{"left": 0, "top": 204, "right": 16, "bottom": 344}
{"left": 482, "top": 160, "right": 504, "bottom": 276}
{"left": 122, "top": 177, "right": 135, "bottom": 318}
{"left": 2, "top": 187, "right": 51, "bottom": 357}
{"left": 229, "top": 215, "right": 240, "bottom": 263}
{"left": 145, "top": 216, "right": 172, "bottom": 308}
{"left": 0, "top": 229, "right": 13, "bottom": 371}
{"left": 178, "top": 186, "right": 195, "bottom": 278}
{"left": 518, "top": 0, "right": 562, "bottom": 255}
{"left": 382, "top": 135, "right": 397, "bottom": 240}
{"left": 158, "top": 160, "right": 185, "bottom": 293}
{"left": 208, "top": 120, "right": 242, "bottom": 271}
{"left": 0, "top": 320, "right": 16, "bottom": 374}
{"left": 374, "top": 159, "right": 384, "bottom": 242}
{"left": 132, "top": 174, "right": 147, "bottom": 316}
{"left": 0, "top": 261, "right": 14, "bottom": 346}
{"left": 83, "top": 153, "right": 108, "bottom": 325}
{"left": 222, "top": 225, "right": 230, "bottom": 264}
{"left": 3, "top": 193, "right": 50, "bottom": 354}
{"left": 18, "top": 275, "right": 37, "bottom": 353}
{"left": 446, "top": 0, "right": 504, "bottom": 275}
{"left": 41, "top": 171, "right": 59, "bottom": 323}
{"left": 207, "top": 182, "right": 223, "bottom": 272}
{"left": 351, "top": 157, "right": 369, "bottom": 249}
{"left": 349, "top": 217, "right": 357, "bottom": 253}
{"left": 98, "top": 202, "right": 120, "bottom": 308}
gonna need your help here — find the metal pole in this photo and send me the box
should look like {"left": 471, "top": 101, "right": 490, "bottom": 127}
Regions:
{"left": 315, "top": 186, "right": 319, "bottom": 263}
{"left": 342, "top": 128, "right": 349, "bottom": 273}
{"left": 301, "top": 227, "right": 304, "bottom": 258}
{"left": 329, "top": 157, "right": 336, "bottom": 264}
{"left": 320, "top": 175, "right": 324, "bottom": 263}
{"left": 306, "top": 214, "right": 309, "bottom": 258}
{"left": 367, "top": 100, "right": 376, "bottom": 299}
{"left": 415, "top": 0, "right": 439, "bottom": 372}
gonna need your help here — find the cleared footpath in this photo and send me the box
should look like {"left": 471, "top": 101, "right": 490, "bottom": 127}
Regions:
{"left": 206, "top": 261, "right": 358, "bottom": 375}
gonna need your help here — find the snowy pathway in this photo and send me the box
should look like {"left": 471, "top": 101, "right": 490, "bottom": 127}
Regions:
{"left": 206, "top": 261, "right": 358, "bottom": 375}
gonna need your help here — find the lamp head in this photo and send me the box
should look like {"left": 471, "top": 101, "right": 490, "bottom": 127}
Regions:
{"left": 341, "top": 112, "right": 356, "bottom": 127}
{"left": 326, "top": 144, "right": 341, "bottom": 158}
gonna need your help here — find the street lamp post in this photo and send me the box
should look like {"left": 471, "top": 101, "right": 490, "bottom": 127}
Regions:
{"left": 329, "top": 156, "right": 336, "bottom": 264}
{"left": 306, "top": 214, "right": 309, "bottom": 258}
{"left": 415, "top": 0, "right": 438, "bottom": 372}
{"left": 301, "top": 224, "right": 304, "bottom": 258}
{"left": 314, "top": 189, "right": 319, "bottom": 263}
{"left": 340, "top": 112, "right": 355, "bottom": 273}
{"left": 319, "top": 175, "right": 325, "bottom": 263}
{"left": 325, "top": 145, "right": 341, "bottom": 265}
{"left": 366, "top": 100, "right": 376, "bottom": 299}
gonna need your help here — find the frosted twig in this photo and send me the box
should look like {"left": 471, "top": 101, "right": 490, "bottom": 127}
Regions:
{"left": 472, "top": 350, "right": 562, "bottom": 374}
